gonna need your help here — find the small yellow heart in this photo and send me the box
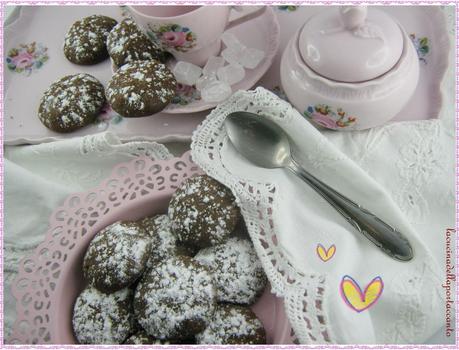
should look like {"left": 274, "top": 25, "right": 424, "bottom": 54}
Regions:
{"left": 316, "top": 244, "right": 336, "bottom": 262}
{"left": 340, "top": 275, "right": 384, "bottom": 312}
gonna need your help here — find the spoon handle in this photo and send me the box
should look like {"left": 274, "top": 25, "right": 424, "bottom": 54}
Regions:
{"left": 288, "top": 159, "right": 413, "bottom": 261}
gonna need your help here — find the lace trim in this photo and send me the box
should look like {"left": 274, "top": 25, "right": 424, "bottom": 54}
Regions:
{"left": 191, "top": 87, "right": 334, "bottom": 344}
{"left": 80, "top": 132, "right": 172, "bottom": 160}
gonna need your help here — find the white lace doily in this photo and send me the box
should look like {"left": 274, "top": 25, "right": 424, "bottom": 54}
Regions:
{"left": 191, "top": 87, "right": 447, "bottom": 344}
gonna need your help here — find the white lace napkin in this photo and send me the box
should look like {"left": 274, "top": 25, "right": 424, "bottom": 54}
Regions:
{"left": 191, "top": 87, "right": 447, "bottom": 344}
{"left": 3, "top": 132, "right": 173, "bottom": 339}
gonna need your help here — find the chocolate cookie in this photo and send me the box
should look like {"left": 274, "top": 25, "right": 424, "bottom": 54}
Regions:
{"left": 107, "top": 19, "right": 167, "bottom": 68}
{"left": 38, "top": 74, "right": 105, "bottom": 133}
{"left": 134, "top": 256, "right": 216, "bottom": 340}
{"left": 141, "top": 215, "right": 177, "bottom": 267}
{"left": 72, "top": 286, "right": 134, "bottom": 344}
{"left": 64, "top": 15, "right": 117, "bottom": 65}
{"left": 168, "top": 175, "right": 240, "bottom": 249}
{"left": 124, "top": 331, "right": 170, "bottom": 345}
{"left": 106, "top": 60, "right": 176, "bottom": 117}
{"left": 196, "top": 304, "right": 266, "bottom": 344}
{"left": 83, "top": 221, "right": 151, "bottom": 293}
{"left": 194, "top": 237, "right": 267, "bottom": 304}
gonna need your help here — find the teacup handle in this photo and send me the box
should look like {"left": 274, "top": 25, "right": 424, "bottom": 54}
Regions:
{"left": 226, "top": 6, "right": 266, "bottom": 30}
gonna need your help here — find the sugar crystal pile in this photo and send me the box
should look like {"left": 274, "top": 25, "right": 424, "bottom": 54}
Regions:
{"left": 171, "top": 32, "right": 265, "bottom": 103}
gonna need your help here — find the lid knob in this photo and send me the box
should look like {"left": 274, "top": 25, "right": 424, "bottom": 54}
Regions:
{"left": 298, "top": 7, "right": 404, "bottom": 82}
{"left": 340, "top": 6, "right": 368, "bottom": 30}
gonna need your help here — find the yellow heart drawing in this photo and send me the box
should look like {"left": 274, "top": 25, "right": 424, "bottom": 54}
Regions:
{"left": 316, "top": 243, "right": 336, "bottom": 262}
{"left": 340, "top": 275, "right": 384, "bottom": 312}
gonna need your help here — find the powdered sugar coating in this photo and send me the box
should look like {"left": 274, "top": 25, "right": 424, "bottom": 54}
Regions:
{"left": 168, "top": 175, "right": 239, "bottom": 249}
{"left": 106, "top": 60, "right": 176, "bottom": 118}
{"left": 72, "top": 286, "right": 134, "bottom": 344}
{"left": 64, "top": 15, "right": 117, "bottom": 64}
{"left": 124, "top": 331, "right": 170, "bottom": 344}
{"left": 141, "top": 215, "right": 177, "bottom": 267}
{"left": 196, "top": 304, "right": 266, "bottom": 344}
{"left": 38, "top": 73, "right": 105, "bottom": 133}
{"left": 107, "top": 19, "right": 166, "bottom": 68}
{"left": 195, "top": 237, "right": 267, "bottom": 304}
{"left": 134, "top": 256, "right": 216, "bottom": 340}
{"left": 83, "top": 221, "right": 151, "bottom": 293}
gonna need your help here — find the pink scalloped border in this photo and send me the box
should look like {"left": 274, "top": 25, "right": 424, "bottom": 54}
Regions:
{"left": 9, "top": 151, "right": 203, "bottom": 344}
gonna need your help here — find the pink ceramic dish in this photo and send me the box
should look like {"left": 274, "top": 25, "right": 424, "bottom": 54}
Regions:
{"left": 4, "top": 6, "right": 280, "bottom": 145}
{"left": 280, "top": 6, "right": 420, "bottom": 131}
{"left": 4, "top": 6, "right": 449, "bottom": 145}
{"left": 9, "top": 152, "right": 295, "bottom": 345}
{"left": 261, "top": 6, "right": 450, "bottom": 125}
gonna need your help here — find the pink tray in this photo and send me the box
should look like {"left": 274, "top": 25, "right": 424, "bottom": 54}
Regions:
{"left": 9, "top": 152, "right": 295, "bottom": 344}
{"left": 4, "top": 6, "right": 449, "bottom": 145}
{"left": 4, "top": 5, "right": 279, "bottom": 145}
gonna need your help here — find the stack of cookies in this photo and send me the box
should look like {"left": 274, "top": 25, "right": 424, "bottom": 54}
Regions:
{"left": 38, "top": 15, "right": 177, "bottom": 133}
{"left": 72, "top": 175, "right": 268, "bottom": 344}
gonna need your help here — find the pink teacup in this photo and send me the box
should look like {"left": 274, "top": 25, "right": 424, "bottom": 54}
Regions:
{"left": 127, "top": 5, "right": 265, "bottom": 66}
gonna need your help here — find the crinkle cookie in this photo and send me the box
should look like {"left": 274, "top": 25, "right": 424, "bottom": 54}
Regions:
{"left": 141, "top": 215, "right": 177, "bottom": 267}
{"left": 83, "top": 221, "right": 151, "bottom": 293}
{"left": 38, "top": 74, "right": 105, "bottom": 133}
{"left": 106, "top": 60, "right": 176, "bottom": 117}
{"left": 107, "top": 19, "right": 167, "bottom": 68}
{"left": 196, "top": 304, "right": 266, "bottom": 344}
{"left": 134, "top": 256, "right": 216, "bottom": 340}
{"left": 72, "top": 286, "right": 134, "bottom": 344}
{"left": 194, "top": 237, "right": 267, "bottom": 304}
{"left": 123, "top": 331, "right": 170, "bottom": 344}
{"left": 168, "top": 175, "right": 240, "bottom": 249}
{"left": 64, "top": 15, "right": 117, "bottom": 65}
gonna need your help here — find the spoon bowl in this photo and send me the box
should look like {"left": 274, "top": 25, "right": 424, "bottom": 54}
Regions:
{"left": 225, "top": 112, "right": 292, "bottom": 169}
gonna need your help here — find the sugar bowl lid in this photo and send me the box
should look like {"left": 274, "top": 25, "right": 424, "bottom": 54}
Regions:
{"left": 299, "top": 6, "right": 404, "bottom": 83}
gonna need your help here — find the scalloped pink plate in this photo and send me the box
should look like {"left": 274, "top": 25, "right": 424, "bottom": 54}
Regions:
{"left": 9, "top": 152, "right": 295, "bottom": 344}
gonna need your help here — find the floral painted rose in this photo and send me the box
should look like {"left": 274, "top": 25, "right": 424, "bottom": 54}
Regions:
{"left": 310, "top": 112, "right": 338, "bottom": 129}
{"left": 170, "top": 83, "right": 201, "bottom": 106}
{"left": 175, "top": 83, "right": 195, "bottom": 95}
{"left": 11, "top": 51, "right": 34, "bottom": 69}
{"left": 304, "top": 105, "right": 357, "bottom": 129}
{"left": 147, "top": 24, "right": 197, "bottom": 53}
{"left": 162, "top": 31, "right": 187, "bottom": 47}
{"left": 6, "top": 42, "right": 49, "bottom": 76}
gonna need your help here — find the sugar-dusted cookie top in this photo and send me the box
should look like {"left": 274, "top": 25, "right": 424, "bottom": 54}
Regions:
{"left": 38, "top": 73, "right": 105, "bottom": 133}
{"left": 106, "top": 60, "right": 176, "bottom": 117}
{"left": 64, "top": 15, "right": 117, "bottom": 65}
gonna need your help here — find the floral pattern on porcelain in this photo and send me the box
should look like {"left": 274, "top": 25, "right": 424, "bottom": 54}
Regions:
{"left": 171, "top": 83, "right": 201, "bottom": 106}
{"left": 147, "top": 23, "right": 197, "bottom": 53}
{"left": 6, "top": 42, "right": 49, "bottom": 76}
{"left": 95, "top": 104, "right": 123, "bottom": 130}
{"left": 304, "top": 105, "right": 357, "bottom": 130}
{"left": 277, "top": 5, "right": 298, "bottom": 12}
{"left": 409, "top": 34, "right": 429, "bottom": 64}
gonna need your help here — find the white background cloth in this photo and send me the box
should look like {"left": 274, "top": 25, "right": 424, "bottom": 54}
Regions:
{"left": 3, "top": 6, "right": 455, "bottom": 344}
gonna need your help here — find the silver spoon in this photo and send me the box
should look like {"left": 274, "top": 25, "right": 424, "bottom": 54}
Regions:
{"left": 225, "top": 111, "right": 414, "bottom": 262}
